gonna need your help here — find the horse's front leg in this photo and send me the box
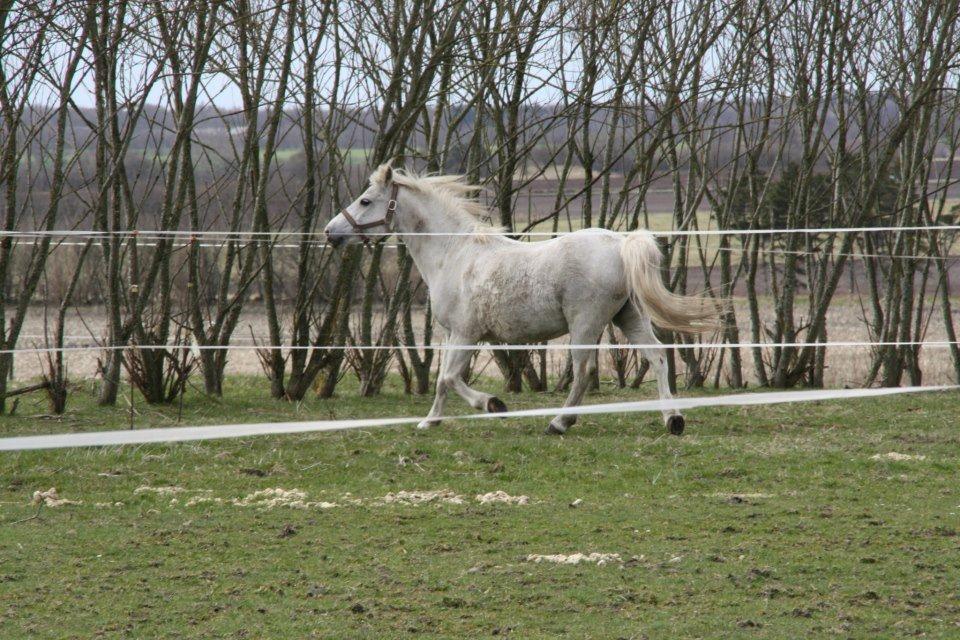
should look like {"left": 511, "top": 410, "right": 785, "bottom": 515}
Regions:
{"left": 418, "top": 371, "right": 450, "bottom": 430}
{"left": 417, "top": 341, "right": 507, "bottom": 430}
{"left": 546, "top": 335, "right": 599, "bottom": 435}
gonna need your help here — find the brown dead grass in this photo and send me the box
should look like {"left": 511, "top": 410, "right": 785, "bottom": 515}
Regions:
{"left": 6, "top": 294, "right": 958, "bottom": 388}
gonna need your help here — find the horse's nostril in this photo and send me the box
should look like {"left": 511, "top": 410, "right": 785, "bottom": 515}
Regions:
{"left": 326, "top": 231, "right": 344, "bottom": 248}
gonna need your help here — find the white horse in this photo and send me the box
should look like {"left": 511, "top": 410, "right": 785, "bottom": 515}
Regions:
{"left": 324, "top": 164, "right": 716, "bottom": 435}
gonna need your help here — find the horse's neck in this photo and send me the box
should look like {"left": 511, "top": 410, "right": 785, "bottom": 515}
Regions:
{"left": 396, "top": 192, "right": 478, "bottom": 289}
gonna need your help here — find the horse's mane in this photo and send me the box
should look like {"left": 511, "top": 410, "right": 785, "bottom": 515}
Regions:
{"left": 373, "top": 166, "right": 503, "bottom": 240}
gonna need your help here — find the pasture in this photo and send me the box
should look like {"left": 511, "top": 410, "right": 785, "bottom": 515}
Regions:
{"left": 2, "top": 376, "right": 958, "bottom": 638}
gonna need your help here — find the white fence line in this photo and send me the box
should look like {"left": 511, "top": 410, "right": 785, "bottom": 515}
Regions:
{"left": 0, "top": 385, "right": 953, "bottom": 451}
{"left": 1, "top": 339, "right": 958, "bottom": 356}
{"left": 21, "top": 240, "right": 960, "bottom": 262}
{"left": 2, "top": 223, "right": 960, "bottom": 239}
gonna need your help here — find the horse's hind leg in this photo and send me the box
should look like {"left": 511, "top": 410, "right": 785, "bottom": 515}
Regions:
{"left": 613, "top": 304, "right": 684, "bottom": 435}
{"left": 546, "top": 324, "right": 602, "bottom": 435}
{"left": 417, "top": 339, "right": 506, "bottom": 430}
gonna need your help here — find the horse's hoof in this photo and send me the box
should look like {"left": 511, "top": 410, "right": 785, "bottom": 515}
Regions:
{"left": 545, "top": 420, "right": 567, "bottom": 435}
{"left": 417, "top": 419, "right": 439, "bottom": 430}
{"left": 667, "top": 415, "right": 685, "bottom": 436}
{"left": 486, "top": 397, "right": 508, "bottom": 414}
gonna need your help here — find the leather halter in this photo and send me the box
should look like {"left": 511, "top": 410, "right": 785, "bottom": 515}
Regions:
{"left": 340, "top": 183, "right": 400, "bottom": 243}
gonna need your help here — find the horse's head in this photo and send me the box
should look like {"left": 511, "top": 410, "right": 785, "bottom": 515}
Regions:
{"left": 324, "top": 163, "right": 399, "bottom": 247}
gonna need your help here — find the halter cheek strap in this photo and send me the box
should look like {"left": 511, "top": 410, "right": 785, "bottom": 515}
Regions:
{"left": 340, "top": 183, "right": 400, "bottom": 243}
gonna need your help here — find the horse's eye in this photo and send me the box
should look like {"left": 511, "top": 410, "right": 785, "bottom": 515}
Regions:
{"left": 360, "top": 198, "right": 371, "bottom": 206}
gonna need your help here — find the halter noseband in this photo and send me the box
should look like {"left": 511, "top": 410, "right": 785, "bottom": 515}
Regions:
{"left": 340, "top": 182, "right": 400, "bottom": 243}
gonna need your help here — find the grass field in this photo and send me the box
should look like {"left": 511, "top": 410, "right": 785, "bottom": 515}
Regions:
{"left": 1, "top": 377, "right": 959, "bottom": 638}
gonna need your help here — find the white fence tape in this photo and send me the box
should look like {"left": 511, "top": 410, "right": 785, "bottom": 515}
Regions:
{"left": 30, "top": 240, "right": 960, "bottom": 262}
{"left": 0, "top": 385, "right": 953, "bottom": 451}
{"left": 2, "top": 223, "right": 960, "bottom": 239}
{"left": 1, "top": 339, "right": 957, "bottom": 355}
{"left": 33, "top": 240, "right": 960, "bottom": 261}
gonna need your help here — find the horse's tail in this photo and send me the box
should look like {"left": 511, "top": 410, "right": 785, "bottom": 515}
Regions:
{"left": 620, "top": 231, "right": 718, "bottom": 334}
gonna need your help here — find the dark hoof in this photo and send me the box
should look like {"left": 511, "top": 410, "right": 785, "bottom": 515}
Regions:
{"left": 486, "top": 397, "right": 508, "bottom": 414}
{"left": 545, "top": 421, "right": 567, "bottom": 435}
{"left": 667, "top": 415, "right": 685, "bottom": 436}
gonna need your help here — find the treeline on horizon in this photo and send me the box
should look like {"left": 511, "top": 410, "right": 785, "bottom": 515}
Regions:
{"left": 16, "top": 94, "right": 944, "bottom": 184}
{"left": 2, "top": 0, "right": 960, "bottom": 414}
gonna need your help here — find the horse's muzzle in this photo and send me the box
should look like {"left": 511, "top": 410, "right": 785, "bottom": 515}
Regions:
{"left": 325, "top": 229, "right": 347, "bottom": 248}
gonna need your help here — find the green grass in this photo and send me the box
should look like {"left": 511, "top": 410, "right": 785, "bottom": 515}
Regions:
{"left": 1, "top": 376, "right": 959, "bottom": 638}
{"left": 521, "top": 211, "right": 732, "bottom": 262}
{"left": 521, "top": 210, "right": 716, "bottom": 234}
{"left": 342, "top": 147, "right": 371, "bottom": 165}
{"left": 271, "top": 148, "right": 303, "bottom": 162}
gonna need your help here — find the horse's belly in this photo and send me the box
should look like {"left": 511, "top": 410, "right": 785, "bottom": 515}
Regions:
{"left": 479, "top": 304, "right": 568, "bottom": 344}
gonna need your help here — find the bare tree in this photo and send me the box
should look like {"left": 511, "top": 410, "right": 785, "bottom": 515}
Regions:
{"left": 0, "top": 1, "right": 89, "bottom": 409}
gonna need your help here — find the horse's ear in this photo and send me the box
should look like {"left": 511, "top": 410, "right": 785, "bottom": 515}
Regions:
{"left": 371, "top": 161, "right": 394, "bottom": 187}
